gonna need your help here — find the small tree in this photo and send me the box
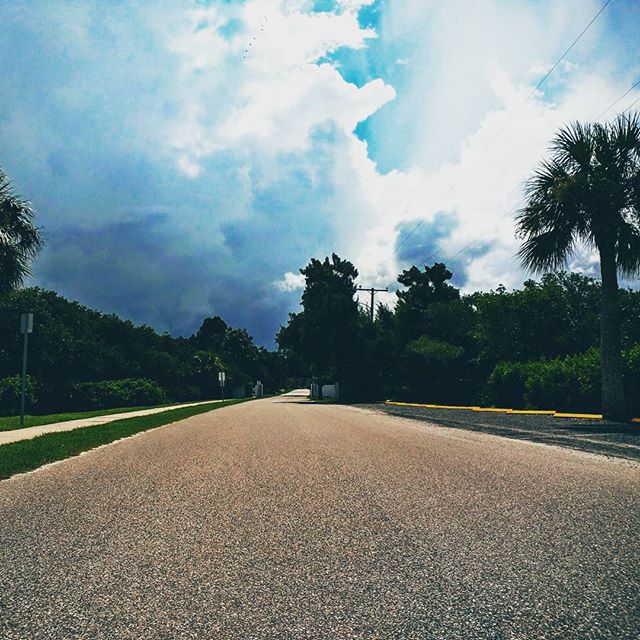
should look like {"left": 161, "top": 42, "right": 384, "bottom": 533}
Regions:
{"left": 516, "top": 114, "right": 640, "bottom": 420}
{"left": 0, "top": 168, "right": 43, "bottom": 293}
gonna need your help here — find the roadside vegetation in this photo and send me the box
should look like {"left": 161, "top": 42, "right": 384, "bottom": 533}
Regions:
{"left": 0, "top": 287, "right": 285, "bottom": 417}
{"left": 278, "top": 257, "right": 640, "bottom": 417}
{"left": 0, "top": 399, "right": 247, "bottom": 479}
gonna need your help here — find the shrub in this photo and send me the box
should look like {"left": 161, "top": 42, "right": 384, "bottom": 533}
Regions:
{"left": 0, "top": 374, "right": 36, "bottom": 416}
{"left": 393, "top": 337, "right": 468, "bottom": 404}
{"left": 484, "top": 362, "right": 527, "bottom": 409}
{"left": 484, "top": 349, "right": 601, "bottom": 412}
{"left": 624, "top": 345, "right": 640, "bottom": 416}
{"left": 71, "top": 378, "right": 167, "bottom": 410}
{"left": 523, "top": 349, "right": 600, "bottom": 412}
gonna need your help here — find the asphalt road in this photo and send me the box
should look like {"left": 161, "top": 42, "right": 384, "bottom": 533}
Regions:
{"left": 1, "top": 391, "right": 639, "bottom": 639}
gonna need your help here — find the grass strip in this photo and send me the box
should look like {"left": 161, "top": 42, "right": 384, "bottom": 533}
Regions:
{"left": 0, "top": 399, "right": 248, "bottom": 480}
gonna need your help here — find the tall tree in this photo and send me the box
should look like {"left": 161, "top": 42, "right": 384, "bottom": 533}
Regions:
{"left": 395, "top": 263, "right": 462, "bottom": 343}
{"left": 516, "top": 114, "right": 640, "bottom": 420}
{"left": 277, "top": 254, "right": 365, "bottom": 394}
{"left": 0, "top": 168, "right": 43, "bottom": 293}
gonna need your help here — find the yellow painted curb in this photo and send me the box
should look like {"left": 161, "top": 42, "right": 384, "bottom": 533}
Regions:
{"left": 383, "top": 401, "right": 640, "bottom": 422}
{"left": 431, "top": 405, "right": 476, "bottom": 410}
{"left": 385, "top": 401, "right": 479, "bottom": 410}
{"left": 385, "top": 401, "right": 430, "bottom": 408}
{"left": 510, "top": 410, "right": 556, "bottom": 415}
{"left": 553, "top": 412, "right": 603, "bottom": 419}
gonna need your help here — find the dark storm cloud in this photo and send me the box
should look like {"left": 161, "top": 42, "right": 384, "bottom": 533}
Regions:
{"left": 395, "top": 212, "right": 493, "bottom": 287}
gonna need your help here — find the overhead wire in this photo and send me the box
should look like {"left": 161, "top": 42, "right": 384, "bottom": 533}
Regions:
{"left": 595, "top": 77, "right": 640, "bottom": 119}
{"left": 621, "top": 93, "right": 640, "bottom": 115}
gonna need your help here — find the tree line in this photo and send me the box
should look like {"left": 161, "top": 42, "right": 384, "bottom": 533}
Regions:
{"left": 0, "top": 287, "right": 284, "bottom": 413}
{"left": 277, "top": 256, "right": 640, "bottom": 415}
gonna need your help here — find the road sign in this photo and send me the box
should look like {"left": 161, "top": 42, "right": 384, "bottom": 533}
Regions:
{"left": 218, "top": 371, "right": 226, "bottom": 401}
{"left": 20, "top": 313, "right": 33, "bottom": 334}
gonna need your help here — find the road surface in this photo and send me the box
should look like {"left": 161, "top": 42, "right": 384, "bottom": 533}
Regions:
{"left": 1, "top": 391, "right": 639, "bottom": 639}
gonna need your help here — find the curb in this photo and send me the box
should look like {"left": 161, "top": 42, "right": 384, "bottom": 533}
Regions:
{"left": 384, "top": 401, "right": 640, "bottom": 423}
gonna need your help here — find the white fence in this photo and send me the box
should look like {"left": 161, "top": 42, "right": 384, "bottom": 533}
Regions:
{"left": 321, "top": 383, "right": 340, "bottom": 400}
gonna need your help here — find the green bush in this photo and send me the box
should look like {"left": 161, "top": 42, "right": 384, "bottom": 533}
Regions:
{"left": 0, "top": 375, "right": 36, "bottom": 416}
{"left": 484, "top": 362, "right": 528, "bottom": 409}
{"left": 484, "top": 349, "right": 602, "bottom": 412}
{"left": 71, "top": 378, "right": 167, "bottom": 410}
{"left": 524, "top": 349, "right": 601, "bottom": 412}
{"left": 624, "top": 345, "right": 640, "bottom": 416}
{"left": 393, "top": 337, "right": 468, "bottom": 404}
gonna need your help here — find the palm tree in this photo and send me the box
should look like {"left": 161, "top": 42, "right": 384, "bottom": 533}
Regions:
{"left": 516, "top": 113, "right": 640, "bottom": 421}
{"left": 0, "top": 168, "right": 43, "bottom": 294}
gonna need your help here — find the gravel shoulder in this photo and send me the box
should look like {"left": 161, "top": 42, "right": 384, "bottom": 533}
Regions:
{"left": 364, "top": 402, "right": 640, "bottom": 462}
{"left": 1, "top": 393, "right": 639, "bottom": 639}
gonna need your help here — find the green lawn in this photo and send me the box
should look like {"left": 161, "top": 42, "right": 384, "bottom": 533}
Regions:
{"left": 0, "top": 399, "right": 248, "bottom": 480}
{"left": 0, "top": 401, "right": 213, "bottom": 432}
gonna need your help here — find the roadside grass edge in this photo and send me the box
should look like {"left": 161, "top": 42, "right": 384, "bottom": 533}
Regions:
{"left": 0, "top": 399, "right": 250, "bottom": 480}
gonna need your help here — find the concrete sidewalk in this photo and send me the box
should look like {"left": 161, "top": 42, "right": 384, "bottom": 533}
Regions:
{"left": 0, "top": 400, "right": 221, "bottom": 446}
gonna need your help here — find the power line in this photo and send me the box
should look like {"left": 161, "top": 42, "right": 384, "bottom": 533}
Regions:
{"left": 526, "top": 0, "right": 614, "bottom": 102}
{"left": 395, "top": 184, "right": 455, "bottom": 251}
{"left": 357, "top": 286, "right": 388, "bottom": 323}
{"left": 595, "top": 77, "right": 640, "bottom": 119}
{"left": 621, "top": 93, "right": 640, "bottom": 115}
{"left": 484, "top": 0, "right": 615, "bottom": 150}
{"left": 436, "top": 71, "right": 640, "bottom": 275}
{"left": 395, "top": 184, "right": 524, "bottom": 282}
{"left": 441, "top": 202, "right": 523, "bottom": 266}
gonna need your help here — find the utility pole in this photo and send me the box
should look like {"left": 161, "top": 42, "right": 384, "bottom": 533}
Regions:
{"left": 357, "top": 287, "right": 388, "bottom": 323}
{"left": 19, "top": 313, "right": 33, "bottom": 426}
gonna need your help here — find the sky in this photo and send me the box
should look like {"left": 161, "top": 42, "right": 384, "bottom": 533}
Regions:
{"left": 1, "top": 0, "right": 639, "bottom": 345}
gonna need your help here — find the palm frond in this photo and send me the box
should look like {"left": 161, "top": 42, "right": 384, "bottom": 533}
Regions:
{"left": 611, "top": 112, "right": 640, "bottom": 157}
{"left": 616, "top": 218, "right": 640, "bottom": 276}
{"left": 518, "top": 160, "right": 586, "bottom": 239}
{"left": 551, "top": 121, "right": 594, "bottom": 171}
{"left": 0, "top": 167, "right": 44, "bottom": 292}
{"left": 516, "top": 223, "right": 576, "bottom": 273}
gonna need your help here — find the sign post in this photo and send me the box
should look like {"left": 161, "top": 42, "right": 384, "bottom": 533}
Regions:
{"left": 218, "top": 370, "right": 226, "bottom": 401}
{"left": 20, "top": 313, "right": 33, "bottom": 426}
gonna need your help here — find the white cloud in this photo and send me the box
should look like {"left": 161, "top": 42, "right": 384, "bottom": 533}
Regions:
{"left": 165, "top": 0, "right": 392, "bottom": 169}
{"left": 275, "top": 271, "right": 306, "bottom": 291}
{"left": 336, "top": 0, "right": 375, "bottom": 11}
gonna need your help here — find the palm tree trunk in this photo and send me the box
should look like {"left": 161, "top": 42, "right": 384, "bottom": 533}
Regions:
{"left": 599, "top": 244, "right": 626, "bottom": 421}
